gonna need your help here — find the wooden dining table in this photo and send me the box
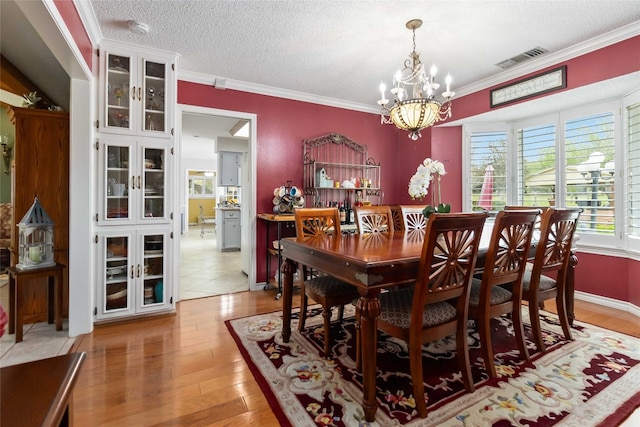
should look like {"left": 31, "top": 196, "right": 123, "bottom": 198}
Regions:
{"left": 279, "top": 225, "right": 578, "bottom": 422}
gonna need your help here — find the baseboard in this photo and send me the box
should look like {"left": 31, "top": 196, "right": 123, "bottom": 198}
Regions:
{"left": 575, "top": 290, "right": 640, "bottom": 318}
{"left": 251, "top": 281, "right": 267, "bottom": 292}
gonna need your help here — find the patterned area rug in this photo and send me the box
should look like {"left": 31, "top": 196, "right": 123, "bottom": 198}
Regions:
{"left": 226, "top": 306, "right": 640, "bottom": 427}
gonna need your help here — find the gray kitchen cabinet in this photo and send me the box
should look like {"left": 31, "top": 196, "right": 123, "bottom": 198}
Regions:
{"left": 218, "top": 151, "right": 241, "bottom": 186}
{"left": 216, "top": 208, "right": 241, "bottom": 251}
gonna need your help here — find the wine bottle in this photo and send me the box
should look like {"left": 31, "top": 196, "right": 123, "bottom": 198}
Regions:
{"left": 339, "top": 202, "right": 346, "bottom": 224}
{"left": 348, "top": 200, "right": 355, "bottom": 225}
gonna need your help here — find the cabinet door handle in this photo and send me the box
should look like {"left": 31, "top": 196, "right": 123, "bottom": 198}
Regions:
{"left": 137, "top": 264, "right": 141, "bottom": 278}
{"left": 138, "top": 87, "right": 142, "bottom": 101}
{"left": 131, "top": 176, "right": 136, "bottom": 189}
{"left": 130, "top": 265, "right": 134, "bottom": 279}
{"left": 131, "top": 86, "right": 136, "bottom": 100}
{"left": 137, "top": 175, "right": 141, "bottom": 189}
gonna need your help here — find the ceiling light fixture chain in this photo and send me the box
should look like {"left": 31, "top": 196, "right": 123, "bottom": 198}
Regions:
{"left": 378, "top": 19, "right": 455, "bottom": 140}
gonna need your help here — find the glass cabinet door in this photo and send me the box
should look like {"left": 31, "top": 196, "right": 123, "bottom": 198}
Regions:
{"left": 104, "top": 143, "right": 133, "bottom": 222}
{"left": 105, "top": 53, "right": 134, "bottom": 132}
{"left": 141, "top": 145, "right": 168, "bottom": 220}
{"left": 103, "top": 235, "right": 132, "bottom": 314}
{"left": 142, "top": 59, "right": 167, "bottom": 134}
{"left": 140, "top": 232, "right": 168, "bottom": 309}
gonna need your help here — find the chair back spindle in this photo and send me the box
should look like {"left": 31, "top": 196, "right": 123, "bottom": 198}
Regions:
{"left": 354, "top": 205, "right": 393, "bottom": 234}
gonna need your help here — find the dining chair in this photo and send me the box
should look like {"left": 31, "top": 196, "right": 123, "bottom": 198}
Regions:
{"left": 521, "top": 207, "right": 582, "bottom": 353}
{"left": 504, "top": 205, "right": 549, "bottom": 230}
{"left": 467, "top": 209, "right": 540, "bottom": 378}
{"left": 399, "top": 205, "right": 427, "bottom": 230}
{"left": 294, "top": 208, "right": 361, "bottom": 355}
{"left": 389, "top": 205, "right": 404, "bottom": 231}
{"left": 357, "top": 211, "right": 487, "bottom": 418}
{"left": 354, "top": 205, "right": 394, "bottom": 234}
{"left": 503, "top": 205, "right": 549, "bottom": 308}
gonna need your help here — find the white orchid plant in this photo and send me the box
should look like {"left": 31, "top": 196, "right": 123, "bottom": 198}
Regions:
{"left": 408, "top": 158, "right": 451, "bottom": 217}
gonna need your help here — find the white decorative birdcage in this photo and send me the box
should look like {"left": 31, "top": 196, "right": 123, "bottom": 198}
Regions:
{"left": 17, "top": 197, "right": 55, "bottom": 270}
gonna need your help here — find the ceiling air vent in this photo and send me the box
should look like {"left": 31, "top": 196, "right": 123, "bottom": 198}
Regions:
{"left": 495, "top": 46, "right": 549, "bottom": 69}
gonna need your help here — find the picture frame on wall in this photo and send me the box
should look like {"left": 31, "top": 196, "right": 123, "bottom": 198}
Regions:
{"left": 490, "top": 66, "right": 567, "bottom": 108}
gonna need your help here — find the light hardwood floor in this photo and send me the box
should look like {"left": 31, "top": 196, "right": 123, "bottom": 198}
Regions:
{"left": 70, "top": 291, "right": 638, "bottom": 426}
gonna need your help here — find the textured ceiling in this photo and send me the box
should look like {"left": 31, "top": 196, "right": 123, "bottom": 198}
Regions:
{"left": 2, "top": 1, "right": 640, "bottom": 157}
{"left": 88, "top": 0, "right": 640, "bottom": 108}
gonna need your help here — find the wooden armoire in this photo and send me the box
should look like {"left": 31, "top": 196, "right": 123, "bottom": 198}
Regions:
{"left": 8, "top": 106, "right": 69, "bottom": 323}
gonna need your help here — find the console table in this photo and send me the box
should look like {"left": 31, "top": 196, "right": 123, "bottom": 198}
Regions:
{"left": 258, "top": 213, "right": 358, "bottom": 299}
{"left": 1, "top": 352, "right": 86, "bottom": 426}
{"left": 6, "top": 262, "right": 65, "bottom": 342}
{"left": 258, "top": 213, "right": 297, "bottom": 300}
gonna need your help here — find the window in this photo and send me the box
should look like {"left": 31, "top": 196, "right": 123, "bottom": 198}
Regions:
{"left": 516, "top": 122, "right": 556, "bottom": 207}
{"left": 466, "top": 128, "right": 508, "bottom": 212}
{"left": 627, "top": 102, "right": 640, "bottom": 236}
{"left": 188, "top": 174, "right": 215, "bottom": 197}
{"left": 464, "top": 99, "right": 621, "bottom": 246}
{"left": 565, "top": 111, "right": 615, "bottom": 235}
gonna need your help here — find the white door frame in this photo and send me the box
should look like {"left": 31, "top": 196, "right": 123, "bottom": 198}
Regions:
{"left": 175, "top": 104, "right": 258, "bottom": 300}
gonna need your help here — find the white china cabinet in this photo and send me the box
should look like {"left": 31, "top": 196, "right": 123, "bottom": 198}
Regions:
{"left": 95, "top": 41, "right": 178, "bottom": 321}
{"left": 97, "top": 138, "right": 171, "bottom": 225}
{"left": 95, "top": 230, "right": 172, "bottom": 320}
{"left": 98, "top": 41, "right": 175, "bottom": 138}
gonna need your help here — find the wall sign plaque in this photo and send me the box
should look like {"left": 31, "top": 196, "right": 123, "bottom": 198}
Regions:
{"left": 490, "top": 66, "right": 566, "bottom": 108}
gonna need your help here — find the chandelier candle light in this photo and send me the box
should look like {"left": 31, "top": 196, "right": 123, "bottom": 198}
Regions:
{"left": 378, "top": 19, "right": 454, "bottom": 140}
{"left": 408, "top": 158, "right": 450, "bottom": 217}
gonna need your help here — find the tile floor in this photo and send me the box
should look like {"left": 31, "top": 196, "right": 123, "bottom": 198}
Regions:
{"left": 0, "top": 226, "right": 245, "bottom": 366}
{"left": 0, "top": 273, "right": 76, "bottom": 367}
{"left": 178, "top": 225, "right": 247, "bottom": 300}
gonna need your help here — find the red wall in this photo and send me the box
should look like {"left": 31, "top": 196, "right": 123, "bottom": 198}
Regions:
{"left": 54, "top": 0, "right": 93, "bottom": 70}
{"left": 384, "top": 38, "right": 640, "bottom": 210}
{"left": 387, "top": 126, "right": 464, "bottom": 212}
{"left": 450, "top": 35, "right": 640, "bottom": 122}
{"left": 178, "top": 35, "right": 640, "bottom": 305}
{"left": 178, "top": 82, "right": 400, "bottom": 282}
{"left": 629, "top": 260, "right": 640, "bottom": 308}
{"left": 438, "top": 36, "right": 640, "bottom": 308}
{"left": 55, "top": 1, "right": 638, "bottom": 306}
{"left": 575, "top": 253, "right": 629, "bottom": 301}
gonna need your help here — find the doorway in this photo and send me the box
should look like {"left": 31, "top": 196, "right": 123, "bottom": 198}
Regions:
{"left": 176, "top": 105, "right": 257, "bottom": 301}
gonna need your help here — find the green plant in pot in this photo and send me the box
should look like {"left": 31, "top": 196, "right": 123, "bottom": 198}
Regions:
{"left": 408, "top": 158, "right": 451, "bottom": 218}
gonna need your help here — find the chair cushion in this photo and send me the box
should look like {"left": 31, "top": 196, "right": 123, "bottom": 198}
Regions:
{"left": 469, "top": 278, "right": 513, "bottom": 306}
{"left": 378, "top": 288, "right": 457, "bottom": 329}
{"left": 522, "top": 264, "right": 556, "bottom": 292}
{"left": 304, "top": 275, "right": 359, "bottom": 298}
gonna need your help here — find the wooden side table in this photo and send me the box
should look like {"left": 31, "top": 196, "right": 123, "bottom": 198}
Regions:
{"left": 6, "top": 262, "right": 65, "bottom": 343}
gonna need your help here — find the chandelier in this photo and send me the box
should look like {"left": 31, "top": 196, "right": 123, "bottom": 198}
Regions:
{"left": 378, "top": 19, "right": 454, "bottom": 140}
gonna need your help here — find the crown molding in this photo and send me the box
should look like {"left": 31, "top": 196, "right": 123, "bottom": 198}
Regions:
{"left": 83, "top": 3, "right": 638, "bottom": 116}
{"left": 454, "top": 20, "right": 640, "bottom": 98}
{"left": 178, "top": 69, "right": 379, "bottom": 114}
{"left": 181, "top": 20, "right": 639, "bottom": 114}
{"left": 72, "top": 0, "right": 103, "bottom": 46}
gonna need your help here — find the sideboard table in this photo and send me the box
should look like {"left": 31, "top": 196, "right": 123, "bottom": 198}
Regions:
{"left": 6, "top": 262, "right": 65, "bottom": 343}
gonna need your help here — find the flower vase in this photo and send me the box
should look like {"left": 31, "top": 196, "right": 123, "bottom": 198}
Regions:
{"left": 422, "top": 203, "right": 451, "bottom": 218}
{"left": 422, "top": 176, "right": 451, "bottom": 218}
